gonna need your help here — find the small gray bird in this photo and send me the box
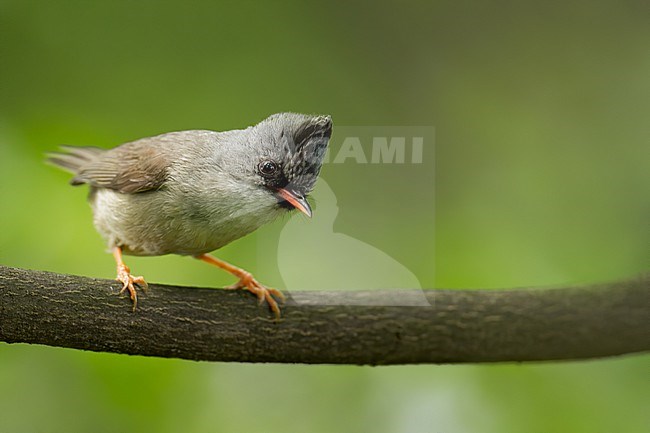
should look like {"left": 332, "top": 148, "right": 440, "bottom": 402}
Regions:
{"left": 48, "top": 112, "right": 332, "bottom": 317}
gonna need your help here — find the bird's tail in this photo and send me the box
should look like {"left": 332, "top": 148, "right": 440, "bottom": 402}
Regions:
{"left": 46, "top": 145, "right": 105, "bottom": 174}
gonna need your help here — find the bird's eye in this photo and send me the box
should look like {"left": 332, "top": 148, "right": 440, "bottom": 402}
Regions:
{"left": 258, "top": 160, "right": 279, "bottom": 176}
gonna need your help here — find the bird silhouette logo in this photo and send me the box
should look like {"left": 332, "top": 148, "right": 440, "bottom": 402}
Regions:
{"left": 278, "top": 179, "right": 431, "bottom": 306}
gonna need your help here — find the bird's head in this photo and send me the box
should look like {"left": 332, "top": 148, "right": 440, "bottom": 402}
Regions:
{"left": 239, "top": 112, "right": 332, "bottom": 217}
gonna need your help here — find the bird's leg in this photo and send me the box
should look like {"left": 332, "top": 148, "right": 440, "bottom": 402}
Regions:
{"left": 113, "top": 246, "right": 148, "bottom": 311}
{"left": 195, "top": 253, "right": 285, "bottom": 318}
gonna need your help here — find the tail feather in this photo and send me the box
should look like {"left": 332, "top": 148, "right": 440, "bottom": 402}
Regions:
{"left": 46, "top": 145, "right": 105, "bottom": 175}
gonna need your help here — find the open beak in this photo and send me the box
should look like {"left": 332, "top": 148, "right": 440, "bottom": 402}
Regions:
{"left": 276, "top": 188, "right": 312, "bottom": 218}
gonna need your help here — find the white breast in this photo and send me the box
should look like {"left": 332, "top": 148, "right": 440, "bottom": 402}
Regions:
{"left": 90, "top": 182, "right": 284, "bottom": 256}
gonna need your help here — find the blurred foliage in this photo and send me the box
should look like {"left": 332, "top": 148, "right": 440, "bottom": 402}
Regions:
{"left": 0, "top": 1, "right": 648, "bottom": 432}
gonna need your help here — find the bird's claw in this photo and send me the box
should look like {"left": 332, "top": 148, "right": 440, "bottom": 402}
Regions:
{"left": 226, "top": 272, "right": 285, "bottom": 318}
{"left": 116, "top": 264, "right": 147, "bottom": 311}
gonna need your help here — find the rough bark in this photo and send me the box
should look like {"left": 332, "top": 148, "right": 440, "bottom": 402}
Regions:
{"left": 0, "top": 265, "right": 647, "bottom": 364}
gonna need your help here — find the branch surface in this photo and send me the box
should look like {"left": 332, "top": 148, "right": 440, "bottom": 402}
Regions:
{"left": 0, "top": 265, "right": 648, "bottom": 364}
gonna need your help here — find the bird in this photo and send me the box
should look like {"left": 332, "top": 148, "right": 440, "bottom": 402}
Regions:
{"left": 47, "top": 112, "right": 332, "bottom": 317}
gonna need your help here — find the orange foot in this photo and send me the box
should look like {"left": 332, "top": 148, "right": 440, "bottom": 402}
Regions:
{"left": 116, "top": 263, "right": 148, "bottom": 311}
{"left": 225, "top": 271, "right": 285, "bottom": 319}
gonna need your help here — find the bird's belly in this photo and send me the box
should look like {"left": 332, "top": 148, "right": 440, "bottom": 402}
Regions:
{"left": 90, "top": 188, "right": 281, "bottom": 256}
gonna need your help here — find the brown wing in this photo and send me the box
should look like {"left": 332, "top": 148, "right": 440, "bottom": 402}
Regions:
{"left": 70, "top": 139, "right": 171, "bottom": 194}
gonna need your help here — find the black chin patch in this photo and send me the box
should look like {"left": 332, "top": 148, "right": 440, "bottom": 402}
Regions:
{"left": 277, "top": 199, "right": 295, "bottom": 211}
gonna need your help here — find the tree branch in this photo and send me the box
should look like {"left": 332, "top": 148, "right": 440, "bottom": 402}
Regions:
{"left": 0, "top": 265, "right": 647, "bottom": 364}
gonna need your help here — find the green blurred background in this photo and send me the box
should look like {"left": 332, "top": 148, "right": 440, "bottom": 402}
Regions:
{"left": 1, "top": 1, "right": 648, "bottom": 432}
